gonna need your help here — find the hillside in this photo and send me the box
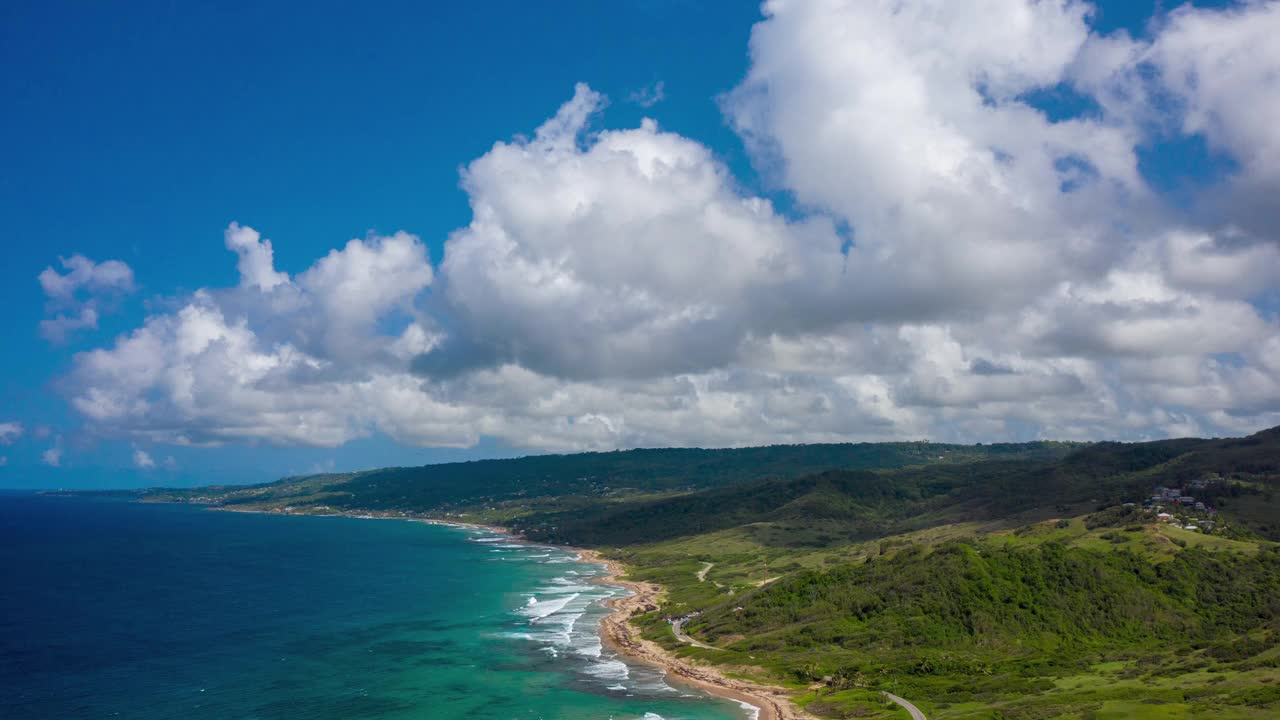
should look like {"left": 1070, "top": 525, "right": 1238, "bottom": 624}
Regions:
{"left": 514, "top": 429, "right": 1280, "bottom": 547}
{"left": 679, "top": 535, "right": 1280, "bottom": 719}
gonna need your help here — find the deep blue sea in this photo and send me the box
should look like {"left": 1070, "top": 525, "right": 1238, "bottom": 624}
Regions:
{"left": 0, "top": 492, "right": 749, "bottom": 720}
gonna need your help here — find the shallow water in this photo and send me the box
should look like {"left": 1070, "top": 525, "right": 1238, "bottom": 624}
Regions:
{"left": 0, "top": 492, "right": 748, "bottom": 719}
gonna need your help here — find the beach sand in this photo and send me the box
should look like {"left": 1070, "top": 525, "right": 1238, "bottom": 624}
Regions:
{"left": 581, "top": 550, "right": 816, "bottom": 720}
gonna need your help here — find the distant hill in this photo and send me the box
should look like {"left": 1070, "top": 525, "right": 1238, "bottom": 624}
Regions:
{"left": 137, "top": 439, "right": 1076, "bottom": 515}
{"left": 516, "top": 428, "right": 1280, "bottom": 546}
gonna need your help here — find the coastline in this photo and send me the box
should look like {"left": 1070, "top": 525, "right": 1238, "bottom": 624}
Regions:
{"left": 414, "top": 514, "right": 810, "bottom": 718}
{"left": 579, "top": 549, "right": 814, "bottom": 720}
{"left": 197, "top": 505, "right": 809, "bottom": 719}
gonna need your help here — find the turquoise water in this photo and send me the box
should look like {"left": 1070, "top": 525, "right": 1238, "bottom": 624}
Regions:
{"left": 0, "top": 493, "right": 749, "bottom": 720}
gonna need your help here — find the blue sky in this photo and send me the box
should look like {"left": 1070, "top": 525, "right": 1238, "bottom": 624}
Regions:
{"left": 1, "top": 0, "right": 761, "bottom": 486}
{"left": 3, "top": 0, "right": 1277, "bottom": 487}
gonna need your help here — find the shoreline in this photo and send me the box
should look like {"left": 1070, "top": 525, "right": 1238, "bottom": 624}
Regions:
{"left": 192, "top": 504, "right": 810, "bottom": 719}
{"left": 578, "top": 549, "right": 814, "bottom": 720}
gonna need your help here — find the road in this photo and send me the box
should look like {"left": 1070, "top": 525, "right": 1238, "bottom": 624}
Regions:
{"left": 696, "top": 562, "right": 714, "bottom": 581}
{"left": 667, "top": 614, "right": 925, "bottom": 719}
{"left": 671, "top": 617, "right": 721, "bottom": 650}
{"left": 882, "top": 691, "right": 927, "bottom": 720}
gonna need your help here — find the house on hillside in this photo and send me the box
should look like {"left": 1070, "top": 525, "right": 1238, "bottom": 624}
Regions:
{"left": 1157, "top": 512, "right": 1175, "bottom": 522}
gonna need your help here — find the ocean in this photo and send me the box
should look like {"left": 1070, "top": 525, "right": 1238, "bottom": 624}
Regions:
{"left": 0, "top": 492, "right": 750, "bottom": 720}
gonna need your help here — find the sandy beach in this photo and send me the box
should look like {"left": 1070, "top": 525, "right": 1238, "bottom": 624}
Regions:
{"left": 580, "top": 550, "right": 816, "bottom": 720}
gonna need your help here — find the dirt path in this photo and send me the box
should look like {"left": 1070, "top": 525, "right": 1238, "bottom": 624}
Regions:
{"left": 697, "top": 561, "right": 714, "bottom": 581}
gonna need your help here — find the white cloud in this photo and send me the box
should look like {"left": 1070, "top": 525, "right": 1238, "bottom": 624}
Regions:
{"left": 133, "top": 449, "right": 156, "bottom": 469}
{"left": 67, "top": 227, "right": 438, "bottom": 447}
{"left": 1071, "top": 0, "right": 1280, "bottom": 235}
{"left": 1160, "top": 230, "right": 1280, "bottom": 297}
{"left": 58, "top": 2, "right": 1280, "bottom": 452}
{"left": 39, "top": 255, "right": 134, "bottom": 300}
{"left": 225, "top": 223, "right": 289, "bottom": 291}
{"left": 724, "top": 0, "right": 1150, "bottom": 320}
{"left": 38, "top": 254, "right": 135, "bottom": 343}
{"left": 1150, "top": 2, "right": 1280, "bottom": 184}
{"left": 299, "top": 231, "right": 435, "bottom": 362}
{"left": 430, "top": 82, "right": 842, "bottom": 380}
{"left": 41, "top": 306, "right": 105, "bottom": 345}
{"left": 42, "top": 447, "right": 62, "bottom": 467}
{"left": 0, "top": 422, "right": 21, "bottom": 445}
{"left": 627, "top": 80, "right": 665, "bottom": 108}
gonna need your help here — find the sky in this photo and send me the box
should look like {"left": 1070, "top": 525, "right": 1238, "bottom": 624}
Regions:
{"left": 2, "top": 0, "right": 1277, "bottom": 488}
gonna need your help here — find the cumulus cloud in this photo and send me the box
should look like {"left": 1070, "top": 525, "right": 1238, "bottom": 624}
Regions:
{"left": 225, "top": 223, "right": 289, "bottom": 291}
{"left": 68, "top": 227, "right": 438, "bottom": 447}
{"left": 38, "top": 254, "right": 136, "bottom": 343}
{"left": 426, "top": 82, "right": 841, "bottom": 380}
{"left": 42, "top": 447, "right": 62, "bottom": 467}
{"left": 1071, "top": 0, "right": 1280, "bottom": 236}
{"left": 133, "top": 449, "right": 156, "bottom": 469}
{"left": 38, "top": 255, "right": 135, "bottom": 300}
{"left": 726, "top": 0, "right": 1150, "bottom": 318}
{"left": 0, "top": 422, "right": 21, "bottom": 445}
{"left": 58, "top": 1, "right": 1280, "bottom": 452}
{"left": 1147, "top": 1, "right": 1280, "bottom": 233}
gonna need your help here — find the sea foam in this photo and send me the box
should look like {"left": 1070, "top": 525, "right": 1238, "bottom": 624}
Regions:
{"left": 520, "top": 593, "right": 580, "bottom": 620}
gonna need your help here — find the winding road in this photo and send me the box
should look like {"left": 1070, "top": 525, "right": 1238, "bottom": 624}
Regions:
{"left": 667, "top": 563, "right": 927, "bottom": 719}
{"left": 670, "top": 617, "right": 721, "bottom": 651}
{"left": 882, "top": 691, "right": 927, "bottom": 720}
{"left": 667, "top": 621, "right": 928, "bottom": 718}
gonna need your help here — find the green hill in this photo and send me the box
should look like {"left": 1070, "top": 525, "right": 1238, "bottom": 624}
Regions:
{"left": 139, "top": 439, "right": 1075, "bottom": 514}
{"left": 515, "top": 428, "right": 1280, "bottom": 547}
{"left": 696, "top": 540, "right": 1279, "bottom": 664}
{"left": 676, "top": 536, "right": 1280, "bottom": 719}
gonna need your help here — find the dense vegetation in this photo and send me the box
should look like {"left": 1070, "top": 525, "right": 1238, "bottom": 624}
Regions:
{"left": 696, "top": 542, "right": 1280, "bottom": 660}
{"left": 618, "top": 515, "right": 1280, "bottom": 719}
{"left": 712, "top": 541, "right": 1279, "bottom": 719}
{"left": 515, "top": 430, "right": 1280, "bottom": 547}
